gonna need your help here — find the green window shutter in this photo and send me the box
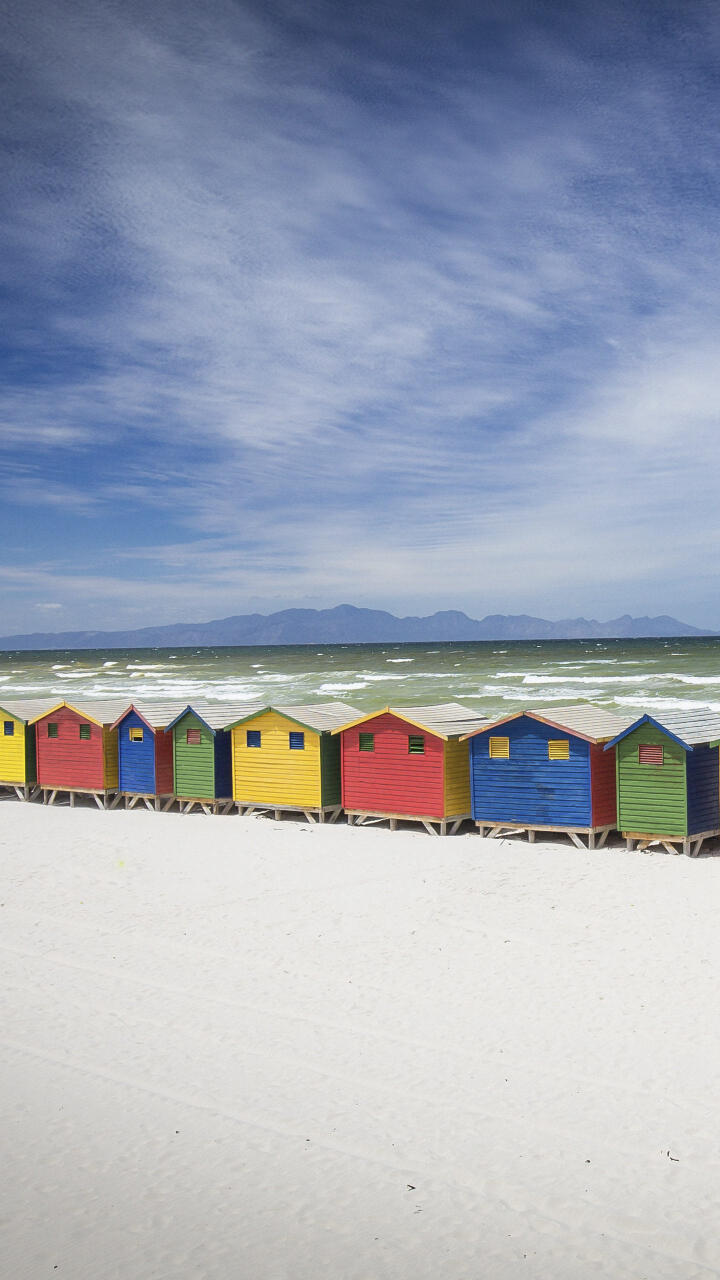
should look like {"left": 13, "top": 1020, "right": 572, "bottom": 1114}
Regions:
{"left": 79, "top": 724, "right": 91, "bottom": 740}
{"left": 358, "top": 732, "right": 374, "bottom": 752}
{"left": 48, "top": 723, "right": 58, "bottom": 738}
{"left": 408, "top": 735, "right": 425, "bottom": 754}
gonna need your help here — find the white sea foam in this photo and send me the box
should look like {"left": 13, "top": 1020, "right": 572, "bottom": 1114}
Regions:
{"left": 102, "top": 661, "right": 117, "bottom": 667}
{"left": 316, "top": 681, "right": 370, "bottom": 693}
{"left": 56, "top": 670, "right": 104, "bottom": 680}
{"left": 614, "top": 694, "right": 720, "bottom": 712}
{"left": 520, "top": 673, "right": 657, "bottom": 685}
{"left": 387, "top": 658, "right": 414, "bottom": 663}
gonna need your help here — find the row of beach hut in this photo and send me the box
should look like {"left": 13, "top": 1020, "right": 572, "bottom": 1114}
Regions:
{"left": 2, "top": 697, "right": 720, "bottom": 853}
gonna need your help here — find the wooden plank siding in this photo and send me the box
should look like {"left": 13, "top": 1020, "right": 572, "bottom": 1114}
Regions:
{"left": 0, "top": 715, "right": 35, "bottom": 785}
{"left": 686, "top": 744, "right": 720, "bottom": 834}
{"left": 172, "top": 712, "right": 217, "bottom": 799}
{"left": 590, "top": 741, "right": 617, "bottom": 827}
{"left": 320, "top": 733, "right": 342, "bottom": 808}
{"left": 117, "top": 711, "right": 174, "bottom": 795}
{"left": 35, "top": 706, "right": 115, "bottom": 791}
{"left": 232, "top": 710, "right": 322, "bottom": 808}
{"left": 615, "top": 723, "right": 687, "bottom": 836}
{"left": 469, "top": 715, "right": 592, "bottom": 827}
{"left": 102, "top": 726, "right": 119, "bottom": 789}
{"left": 340, "top": 713, "right": 446, "bottom": 819}
{"left": 443, "top": 736, "right": 471, "bottom": 816}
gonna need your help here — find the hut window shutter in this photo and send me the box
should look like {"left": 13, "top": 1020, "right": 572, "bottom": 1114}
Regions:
{"left": 79, "top": 724, "right": 91, "bottom": 740}
{"left": 3, "top": 721, "right": 14, "bottom": 736}
{"left": 246, "top": 730, "right": 261, "bottom": 748}
{"left": 129, "top": 727, "right": 144, "bottom": 742}
{"left": 48, "top": 723, "right": 58, "bottom": 738}
{"left": 359, "top": 732, "right": 374, "bottom": 752}
{"left": 548, "top": 739, "right": 570, "bottom": 760}
{"left": 408, "top": 735, "right": 425, "bottom": 754}
{"left": 639, "top": 743, "right": 663, "bottom": 766}
{"left": 289, "top": 732, "right": 305, "bottom": 750}
{"left": 186, "top": 728, "right": 202, "bottom": 745}
{"left": 489, "top": 736, "right": 509, "bottom": 759}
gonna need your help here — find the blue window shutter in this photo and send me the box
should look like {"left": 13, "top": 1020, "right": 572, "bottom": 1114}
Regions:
{"left": 289, "top": 731, "right": 305, "bottom": 750}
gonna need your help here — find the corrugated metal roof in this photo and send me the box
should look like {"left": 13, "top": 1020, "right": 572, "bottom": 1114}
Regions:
{"left": 0, "top": 698, "right": 68, "bottom": 724}
{"left": 270, "top": 702, "right": 362, "bottom": 732}
{"left": 332, "top": 702, "right": 488, "bottom": 739}
{"left": 461, "top": 703, "right": 634, "bottom": 743}
{"left": 111, "top": 701, "right": 193, "bottom": 731}
{"left": 530, "top": 705, "right": 637, "bottom": 742}
{"left": 623, "top": 709, "right": 720, "bottom": 748}
{"left": 390, "top": 703, "right": 489, "bottom": 738}
{"left": 26, "top": 698, "right": 131, "bottom": 726}
{"left": 167, "top": 701, "right": 265, "bottom": 731}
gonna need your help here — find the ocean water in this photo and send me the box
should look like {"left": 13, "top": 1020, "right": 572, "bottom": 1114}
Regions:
{"left": 2, "top": 637, "right": 720, "bottom": 719}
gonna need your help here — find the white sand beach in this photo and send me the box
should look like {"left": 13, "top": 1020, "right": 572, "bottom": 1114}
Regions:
{"left": 2, "top": 802, "right": 719, "bottom": 1279}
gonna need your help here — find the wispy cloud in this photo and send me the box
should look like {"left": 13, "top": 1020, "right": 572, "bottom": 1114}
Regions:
{"left": 3, "top": 0, "right": 720, "bottom": 630}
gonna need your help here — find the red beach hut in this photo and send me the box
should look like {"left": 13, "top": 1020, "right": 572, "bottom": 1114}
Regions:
{"left": 334, "top": 703, "right": 488, "bottom": 835}
{"left": 30, "top": 699, "right": 127, "bottom": 807}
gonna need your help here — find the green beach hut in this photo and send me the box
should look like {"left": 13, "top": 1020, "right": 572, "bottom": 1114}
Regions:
{"left": 605, "top": 709, "right": 720, "bottom": 856}
{"left": 166, "top": 701, "right": 261, "bottom": 813}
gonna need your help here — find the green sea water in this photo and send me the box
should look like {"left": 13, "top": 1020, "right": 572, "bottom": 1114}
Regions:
{"left": 2, "top": 637, "right": 720, "bottom": 719}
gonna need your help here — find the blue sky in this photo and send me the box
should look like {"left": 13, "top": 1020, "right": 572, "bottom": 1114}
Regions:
{"left": 3, "top": 0, "right": 720, "bottom": 633}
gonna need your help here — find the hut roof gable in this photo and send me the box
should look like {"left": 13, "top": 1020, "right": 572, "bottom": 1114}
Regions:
{"left": 605, "top": 709, "right": 720, "bottom": 751}
{"left": 28, "top": 698, "right": 128, "bottom": 727}
{"left": 461, "top": 704, "right": 634, "bottom": 743}
{"left": 0, "top": 698, "right": 67, "bottom": 725}
{"left": 109, "top": 701, "right": 191, "bottom": 732}
{"left": 228, "top": 702, "right": 361, "bottom": 733}
{"left": 165, "top": 701, "right": 264, "bottom": 734}
{"left": 333, "top": 703, "right": 488, "bottom": 740}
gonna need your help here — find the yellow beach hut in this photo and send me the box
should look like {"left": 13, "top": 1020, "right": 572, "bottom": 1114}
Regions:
{"left": 0, "top": 699, "right": 52, "bottom": 799}
{"left": 228, "top": 702, "right": 360, "bottom": 823}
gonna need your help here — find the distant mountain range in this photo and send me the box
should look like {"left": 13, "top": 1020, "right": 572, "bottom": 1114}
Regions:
{"left": 0, "top": 604, "right": 715, "bottom": 650}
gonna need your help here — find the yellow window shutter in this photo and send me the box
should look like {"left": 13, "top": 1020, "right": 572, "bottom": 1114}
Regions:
{"left": 548, "top": 739, "right": 570, "bottom": 760}
{"left": 489, "top": 736, "right": 510, "bottom": 759}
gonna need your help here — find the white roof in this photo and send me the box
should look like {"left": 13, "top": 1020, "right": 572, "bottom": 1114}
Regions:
{"left": 0, "top": 698, "right": 69, "bottom": 724}
{"left": 25, "top": 698, "right": 130, "bottom": 726}
{"left": 613, "top": 708, "right": 720, "bottom": 749}
{"left": 271, "top": 702, "right": 362, "bottom": 732}
{"left": 334, "top": 702, "right": 489, "bottom": 740}
{"left": 464, "top": 703, "right": 634, "bottom": 743}
{"left": 111, "top": 701, "right": 193, "bottom": 731}
{"left": 167, "top": 701, "right": 265, "bottom": 732}
{"left": 531, "top": 705, "right": 636, "bottom": 743}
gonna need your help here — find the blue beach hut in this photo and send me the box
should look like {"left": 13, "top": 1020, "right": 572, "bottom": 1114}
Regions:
{"left": 461, "top": 705, "right": 632, "bottom": 849}
{"left": 111, "top": 702, "right": 187, "bottom": 810}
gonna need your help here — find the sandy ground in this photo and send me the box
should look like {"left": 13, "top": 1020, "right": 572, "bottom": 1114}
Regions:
{"left": 1, "top": 800, "right": 720, "bottom": 1280}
